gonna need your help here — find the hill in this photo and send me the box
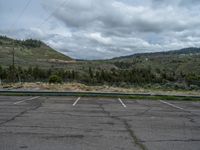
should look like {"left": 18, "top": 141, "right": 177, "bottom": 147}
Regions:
{"left": 109, "top": 47, "right": 200, "bottom": 75}
{"left": 0, "top": 35, "right": 73, "bottom": 68}
{"left": 0, "top": 36, "right": 199, "bottom": 89}
{"left": 113, "top": 47, "right": 200, "bottom": 60}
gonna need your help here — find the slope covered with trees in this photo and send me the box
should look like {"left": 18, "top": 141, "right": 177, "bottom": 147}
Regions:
{"left": 0, "top": 36, "right": 200, "bottom": 90}
{"left": 0, "top": 36, "right": 72, "bottom": 68}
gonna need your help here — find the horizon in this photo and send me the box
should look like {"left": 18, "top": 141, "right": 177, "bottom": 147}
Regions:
{"left": 1, "top": 34, "right": 200, "bottom": 61}
{"left": 1, "top": 0, "right": 200, "bottom": 59}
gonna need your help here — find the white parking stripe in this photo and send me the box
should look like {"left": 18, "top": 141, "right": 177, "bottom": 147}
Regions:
{"left": 73, "top": 97, "right": 81, "bottom": 106}
{"left": 159, "top": 100, "right": 185, "bottom": 110}
{"left": 118, "top": 98, "right": 127, "bottom": 108}
{"left": 14, "top": 96, "right": 40, "bottom": 105}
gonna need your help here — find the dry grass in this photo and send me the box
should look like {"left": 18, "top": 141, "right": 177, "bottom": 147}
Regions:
{"left": 0, "top": 82, "right": 200, "bottom": 96}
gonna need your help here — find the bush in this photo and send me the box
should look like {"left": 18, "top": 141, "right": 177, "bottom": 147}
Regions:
{"left": 48, "top": 75, "right": 62, "bottom": 84}
{"left": 189, "top": 85, "right": 200, "bottom": 90}
{"left": 21, "top": 39, "right": 42, "bottom": 48}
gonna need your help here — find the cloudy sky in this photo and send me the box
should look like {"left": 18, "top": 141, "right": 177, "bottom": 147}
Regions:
{"left": 0, "top": 0, "right": 200, "bottom": 59}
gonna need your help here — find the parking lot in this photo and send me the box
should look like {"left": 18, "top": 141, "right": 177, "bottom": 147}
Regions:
{"left": 0, "top": 96, "right": 200, "bottom": 150}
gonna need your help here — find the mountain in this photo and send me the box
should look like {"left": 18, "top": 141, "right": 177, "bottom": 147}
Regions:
{"left": 0, "top": 36, "right": 73, "bottom": 68}
{"left": 0, "top": 36, "right": 199, "bottom": 88}
{"left": 108, "top": 47, "right": 200, "bottom": 75}
{"left": 0, "top": 35, "right": 200, "bottom": 78}
{"left": 112, "top": 47, "right": 200, "bottom": 60}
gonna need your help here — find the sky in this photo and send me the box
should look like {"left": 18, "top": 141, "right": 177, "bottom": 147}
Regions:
{"left": 0, "top": 0, "right": 200, "bottom": 60}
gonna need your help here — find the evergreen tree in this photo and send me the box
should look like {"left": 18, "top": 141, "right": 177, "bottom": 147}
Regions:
{"left": 89, "top": 67, "right": 93, "bottom": 78}
{"left": 0, "top": 65, "right": 2, "bottom": 79}
{"left": 33, "top": 66, "right": 39, "bottom": 80}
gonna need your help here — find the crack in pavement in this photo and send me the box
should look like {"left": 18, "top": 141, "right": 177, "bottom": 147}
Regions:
{"left": 140, "top": 139, "right": 200, "bottom": 143}
{"left": 44, "top": 134, "right": 84, "bottom": 139}
{"left": 134, "top": 108, "right": 152, "bottom": 117}
{"left": 98, "top": 103, "right": 148, "bottom": 150}
{"left": 0, "top": 124, "right": 127, "bottom": 132}
{"left": 0, "top": 131, "right": 84, "bottom": 139}
{"left": 0, "top": 102, "right": 42, "bottom": 126}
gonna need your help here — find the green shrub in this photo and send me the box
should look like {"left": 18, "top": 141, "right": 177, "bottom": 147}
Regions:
{"left": 190, "top": 85, "right": 199, "bottom": 90}
{"left": 48, "top": 75, "right": 62, "bottom": 84}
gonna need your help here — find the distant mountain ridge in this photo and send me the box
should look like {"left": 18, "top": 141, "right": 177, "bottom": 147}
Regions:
{"left": 0, "top": 36, "right": 199, "bottom": 88}
{"left": 109, "top": 47, "right": 200, "bottom": 76}
{"left": 0, "top": 35, "right": 73, "bottom": 68}
{"left": 113, "top": 47, "right": 200, "bottom": 60}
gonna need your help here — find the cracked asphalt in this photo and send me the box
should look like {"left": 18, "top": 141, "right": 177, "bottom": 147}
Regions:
{"left": 0, "top": 96, "right": 200, "bottom": 150}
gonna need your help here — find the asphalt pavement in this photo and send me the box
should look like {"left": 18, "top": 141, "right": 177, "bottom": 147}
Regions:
{"left": 0, "top": 96, "right": 199, "bottom": 150}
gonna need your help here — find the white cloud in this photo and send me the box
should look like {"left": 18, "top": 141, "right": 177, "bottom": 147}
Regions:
{"left": 87, "top": 32, "right": 112, "bottom": 45}
{"left": 1, "top": 0, "right": 200, "bottom": 59}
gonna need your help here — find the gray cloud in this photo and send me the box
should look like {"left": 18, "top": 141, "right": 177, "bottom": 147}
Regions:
{"left": 48, "top": 0, "right": 200, "bottom": 32}
{"left": 1, "top": 0, "right": 200, "bottom": 59}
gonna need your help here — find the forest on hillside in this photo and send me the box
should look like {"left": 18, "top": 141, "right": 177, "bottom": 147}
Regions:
{"left": 0, "top": 64, "right": 199, "bottom": 90}
{"left": 1, "top": 36, "right": 200, "bottom": 90}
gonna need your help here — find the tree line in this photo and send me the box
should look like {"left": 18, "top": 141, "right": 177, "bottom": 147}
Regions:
{"left": 0, "top": 35, "right": 42, "bottom": 48}
{"left": 0, "top": 65, "right": 200, "bottom": 89}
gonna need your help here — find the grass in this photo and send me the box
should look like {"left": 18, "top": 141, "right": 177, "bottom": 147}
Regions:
{"left": 0, "top": 82, "right": 200, "bottom": 101}
{"left": 0, "top": 36, "right": 72, "bottom": 68}
{"left": 1, "top": 82, "right": 200, "bottom": 95}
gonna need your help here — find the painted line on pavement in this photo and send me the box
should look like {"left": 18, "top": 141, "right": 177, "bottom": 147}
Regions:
{"left": 73, "top": 97, "right": 81, "bottom": 106}
{"left": 14, "top": 96, "right": 40, "bottom": 105}
{"left": 118, "top": 98, "right": 127, "bottom": 108}
{"left": 160, "top": 100, "right": 185, "bottom": 111}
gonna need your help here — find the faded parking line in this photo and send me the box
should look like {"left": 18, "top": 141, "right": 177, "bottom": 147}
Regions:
{"left": 73, "top": 97, "right": 81, "bottom": 106}
{"left": 159, "top": 100, "right": 185, "bottom": 111}
{"left": 14, "top": 96, "right": 40, "bottom": 105}
{"left": 118, "top": 98, "right": 127, "bottom": 108}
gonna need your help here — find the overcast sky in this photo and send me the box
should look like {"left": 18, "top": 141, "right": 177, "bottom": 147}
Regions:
{"left": 0, "top": 0, "right": 200, "bottom": 59}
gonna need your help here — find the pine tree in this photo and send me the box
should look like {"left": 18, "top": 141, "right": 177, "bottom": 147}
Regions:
{"left": 89, "top": 67, "right": 93, "bottom": 78}
{"left": 33, "top": 66, "right": 39, "bottom": 80}
{"left": 0, "top": 65, "right": 2, "bottom": 78}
